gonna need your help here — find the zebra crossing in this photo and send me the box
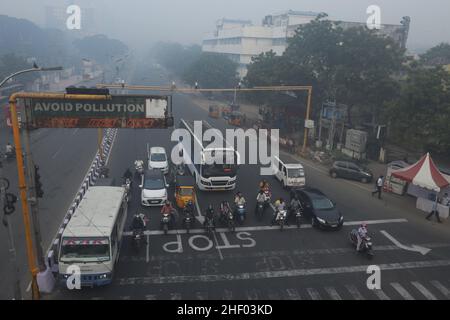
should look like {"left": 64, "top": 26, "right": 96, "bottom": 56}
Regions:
{"left": 89, "top": 279, "right": 450, "bottom": 300}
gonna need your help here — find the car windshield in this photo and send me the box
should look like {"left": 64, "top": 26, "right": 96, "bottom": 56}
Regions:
{"left": 144, "top": 177, "right": 165, "bottom": 189}
{"left": 312, "top": 198, "right": 334, "bottom": 210}
{"left": 60, "top": 237, "right": 110, "bottom": 262}
{"left": 287, "top": 168, "right": 304, "bottom": 178}
{"left": 151, "top": 153, "right": 166, "bottom": 162}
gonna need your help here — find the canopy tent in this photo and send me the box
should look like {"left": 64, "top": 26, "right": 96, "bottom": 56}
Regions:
{"left": 391, "top": 153, "right": 449, "bottom": 192}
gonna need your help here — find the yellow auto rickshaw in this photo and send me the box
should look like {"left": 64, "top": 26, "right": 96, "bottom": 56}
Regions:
{"left": 174, "top": 175, "right": 196, "bottom": 209}
{"left": 208, "top": 105, "right": 220, "bottom": 118}
{"left": 228, "top": 111, "right": 244, "bottom": 126}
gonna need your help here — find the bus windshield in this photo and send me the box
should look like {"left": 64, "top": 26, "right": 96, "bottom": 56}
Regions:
{"left": 202, "top": 163, "right": 237, "bottom": 178}
{"left": 60, "top": 237, "right": 110, "bottom": 262}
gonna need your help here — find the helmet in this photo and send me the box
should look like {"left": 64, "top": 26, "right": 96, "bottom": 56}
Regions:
{"left": 361, "top": 223, "right": 367, "bottom": 228}
{"left": 165, "top": 200, "right": 170, "bottom": 205}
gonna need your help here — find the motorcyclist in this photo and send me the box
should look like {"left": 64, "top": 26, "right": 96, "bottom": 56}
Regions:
{"left": 123, "top": 168, "right": 133, "bottom": 180}
{"left": 255, "top": 190, "right": 266, "bottom": 213}
{"left": 234, "top": 191, "right": 246, "bottom": 206}
{"left": 184, "top": 200, "right": 194, "bottom": 216}
{"left": 259, "top": 179, "right": 269, "bottom": 192}
{"left": 5, "top": 143, "right": 14, "bottom": 156}
{"left": 356, "top": 223, "right": 368, "bottom": 252}
{"left": 289, "top": 195, "right": 303, "bottom": 221}
{"left": 204, "top": 204, "right": 215, "bottom": 229}
{"left": 131, "top": 213, "right": 146, "bottom": 232}
{"left": 271, "top": 197, "right": 287, "bottom": 225}
{"left": 161, "top": 200, "right": 176, "bottom": 228}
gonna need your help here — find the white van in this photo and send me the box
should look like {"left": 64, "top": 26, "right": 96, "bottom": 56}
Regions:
{"left": 58, "top": 186, "right": 128, "bottom": 287}
{"left": 272, "top": 155, "right": 306, "bottom": 188}
{"left": 147, "top": 145, "right": 169, "bottom": 174}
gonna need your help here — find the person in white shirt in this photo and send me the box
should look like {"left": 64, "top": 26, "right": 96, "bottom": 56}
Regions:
{"left": 371, "top": 175, "right": 384, "bottom": 199}
{"left": 441, "top": 193, "right": 450, "bottom": 207}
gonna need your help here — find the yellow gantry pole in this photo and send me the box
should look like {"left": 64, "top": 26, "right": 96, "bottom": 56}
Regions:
{"left": 9, "top": 97, "right": 40, "bottom": 300}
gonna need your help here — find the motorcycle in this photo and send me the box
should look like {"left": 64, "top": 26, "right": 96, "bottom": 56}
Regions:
{"left": 275, "top": 209, "right": 287, "bottom": 231}
{"left": 256, "top": 199, "right": 265, "bottom": 221}
{"left": 204, "top": 216, "right": 215, "bottom": 237}
{"left": 4, "top": 149, "right": 16, "bottom": 162}
{"left": 161, "top": 213, "right": 171, "bottom": 235}
{"left": 132, "top": 228, "right": 145, "bottom": 251}
{"left": 349, "top": 229, "right": 374, "bottom": 259}
{"left": 235, "top": 203, "right": 246, "bottom": 224}
{"left": 183, "top": 209, "right": 194, "bottom": 234}
{"left": 292, "top": 206, "right": 303, "bottom": 228}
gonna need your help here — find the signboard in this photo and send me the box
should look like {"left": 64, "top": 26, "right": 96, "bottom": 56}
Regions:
{"left": 304, "top": 119, "right": 315, "bottom": 129}
{"left": 27, "top": 94, "right": 173, "bottom": 128}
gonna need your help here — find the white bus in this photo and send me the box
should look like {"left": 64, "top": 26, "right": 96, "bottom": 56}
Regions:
{"left": 58, "top": 186, "right": 128, "bottom": 287}
{"left": 178, "top": 119, "right": 239, "bottom": 191}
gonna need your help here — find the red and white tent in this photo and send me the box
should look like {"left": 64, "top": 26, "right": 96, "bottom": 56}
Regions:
{"left": 392, "top": 153, "right": 450, "bottom": 192}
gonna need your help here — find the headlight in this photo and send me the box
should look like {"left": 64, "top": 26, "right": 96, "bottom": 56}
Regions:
{"left": 98, "top": 274, "right": 108, "bottom": 279}
{"left": 316, "top": 217, "right": 326, "bottom": 224}
{"left": 201, "top": 180, "right": 211, "bottom": 186}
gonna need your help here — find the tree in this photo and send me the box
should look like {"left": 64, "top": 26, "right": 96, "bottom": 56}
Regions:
{"left": 0, "top": 53, "right": 37, "bottom": 83}
{"left": 182, "top": 53, "right": 238, "bottom": 89}
{"left": 383, "top": 66, "right": 450, "bottom": 155}
{"left": 420, "top": 43, "right": 450, "bottom": 66}
{"left": 153, "top": 42, "right": 201, "bottom": 75}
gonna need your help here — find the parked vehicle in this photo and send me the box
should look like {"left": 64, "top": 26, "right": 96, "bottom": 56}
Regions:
{"left": 147, "top": 145, "right": 169, "bottom": 174}
{"left": 272, "top": 155, "right": 306, "bottom": 188}
{"left": 292, "top": 187, "right": 343, "bottom": 230}
{"left": 140, "top": 169, "right": 169, "bottom": 206}
{"left": 329, "top": 161, "right": 373, "bottom": 183}
{"left": 349, "top": 229, "right": 374, "bottom": 259}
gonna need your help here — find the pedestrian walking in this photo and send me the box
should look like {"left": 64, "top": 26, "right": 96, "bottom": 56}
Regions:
{"left": 371, "top": 175, "right": 384, "bottom": 199}
{"left": 426, "top": 198, "right": 442, "bottom": 223}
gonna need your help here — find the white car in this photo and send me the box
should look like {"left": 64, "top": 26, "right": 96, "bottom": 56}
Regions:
{"left": 140, "top": 169, "right": 169, "bottom": 206}
{"left": 148, "top": 145, "right": 169, "bottom": 174}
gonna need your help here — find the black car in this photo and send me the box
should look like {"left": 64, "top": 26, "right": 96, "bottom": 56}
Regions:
{"left": 329, "top": 161, "right": 373, "bottom": 183}
{"left": 293, "top": 188, "right": 343, "bottom": 230}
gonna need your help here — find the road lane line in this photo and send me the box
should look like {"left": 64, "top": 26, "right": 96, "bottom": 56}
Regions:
{"left": 122, "top": 218, "right": 408, "bottom": 236}
{"left": 325, "top": 287, "right": 342, "bottom": 300}
{"left": 391, "top": 283, "right": 415, "bottom": 300}
{"left": 380, "top": 230, "right": 431, "bottom": 255}
{"left": 72, "top": 128, "right": 79, "bottom": 135}
{"left": 372, "top": 289, "right": 391, "bottom": 300}
{"left": 146, "top": 234, "right": 150, "bottom": 263}
{"left": 194, "top": 197, "right": 204, "bottom": 224}
{"left": 306, "top": 288, "right": 322, "bottom": 300}
{"left": 116, "top": 259, "right": 450, "bottom": 285}
{"left": 430, "top": 280, "right": 450, "bottom": 299}
{"left": 411, "top": 281, "right": 437, "bottom": 300}
{"left": 345, "top": 284, "right": 364, "bottom": 300}
{"left": 51, "top": 144, "right": 64, "bottom": 159}
{"left": 284, "top": 288, "right": 302, "bottom": 300}
{"left": 212, "top": 230, "right": 224, "bottom": 260}
{"left": 145, "top": 294, "right": 157, "bottom": 300}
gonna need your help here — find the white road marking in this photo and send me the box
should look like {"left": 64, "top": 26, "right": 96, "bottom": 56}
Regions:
{"left": 391, "top": 282, "right": 415, "bottom": 300}
{"left": 72, "top": 128, "right": 79, "bottom": 135}
{"left": 51, "top": 144, "right": 64, "bottom": 159}
{"left": 372, "top": 289, "right": 391, "bottom": 300}
{"left": 146, "top": 234, "right": 150, "bottom": 263}
{"left": 325, "top": 287, "right": 342, "bottom": 300}
{"left": 26, "top": 282, "right": 31, "bottom": 292}
{"left": 122, "top": 218, "right": 408, "bottom": 236}
{"left": 145, "top": 294, "right": 157, "bottom": 300}
{"left": 380, "top": 230, "right": 431, "bottom": 255}
{"left": 116, "top": 259, "right": 450, "bottom": 285}
{"left": 345, "top": 284, "right": 364, "bottom": 300}
{"left": 212, "top": 231, "right": 224, "bottom": 260}
{"left": 306, "top": 288, "right": 322, "bottom": 300}
{"left": 411, "top": 281, "right": 437, "bottom": 300}
{"left": 104, "top": 129, "right": 117, "bottom": 166}
{"left": 285, "top": 288, "right": 302, "bottom": 300}
{"left": 430, "top": 280, "right": 450, "bottom": 299}
{"left": 194, "top": 198, "right": 204, "bottom": 224}
{"left": 170, "top": 292, "right": 181, "bottom": 300}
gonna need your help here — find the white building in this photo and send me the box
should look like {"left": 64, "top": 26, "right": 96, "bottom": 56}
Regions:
{"left": 202, "top": 10, "right": 410, "bottom": 78}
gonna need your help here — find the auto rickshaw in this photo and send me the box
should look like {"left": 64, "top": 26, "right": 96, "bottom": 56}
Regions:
{"left": 174, "top": 175, "right": 196, "bottom": 209}
{"left": 228, "top": 111, "right": 244, "bottom": 126}
{"left": 208, "top": 105, "right": 220, "bottom": 118}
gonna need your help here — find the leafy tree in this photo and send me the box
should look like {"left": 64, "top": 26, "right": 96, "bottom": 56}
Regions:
{"left": 420, "top": 43, "right": 450, "bottom": 66}
{"left": 182, "top": 53, "right": 238, "bottom": 88}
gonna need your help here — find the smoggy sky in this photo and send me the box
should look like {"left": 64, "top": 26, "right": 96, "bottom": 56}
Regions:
{"left": 1, "top": 0, "right": 449, "bottom": 52}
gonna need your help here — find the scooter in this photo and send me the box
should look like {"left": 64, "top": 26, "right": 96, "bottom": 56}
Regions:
{"left": 275, "top": 209, "right": 287, "bottom": 231}
{"left": 235, "top": 204, "right": 246, "bottom": 225}
{"left": 132, "top": 228, "right": 145, "bottom": 251}
{"left": 183, "top": 209, "right": 194, "bottom": 234}
{"left": 161, "top": 213, "right": 171, "bottom": 235}
{"left": 293, "top": 207, "right": 303, "bottom": 228}
{"left": 349, "top": 229, "right": 374, "bottom": 259}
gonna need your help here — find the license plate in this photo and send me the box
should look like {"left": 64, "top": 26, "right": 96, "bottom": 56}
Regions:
{"left": 151, "top": 200, "right": 159, "bottom": 204}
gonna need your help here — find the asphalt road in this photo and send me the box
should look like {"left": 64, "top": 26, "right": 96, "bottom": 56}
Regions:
{"left": 44, "top": 61, "right": 450, "bottom": 300}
